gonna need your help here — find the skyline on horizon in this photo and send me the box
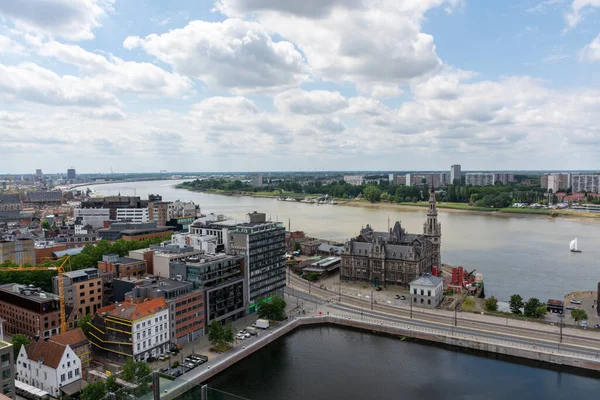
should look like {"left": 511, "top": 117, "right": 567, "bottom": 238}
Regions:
{"left": 2, "top": 1, "right": 600, "bottom": 173}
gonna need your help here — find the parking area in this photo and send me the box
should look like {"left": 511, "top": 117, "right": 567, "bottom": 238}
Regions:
{"left": 565, "top": 291, "right": 600, "bottom": 328}
{"left": 160, "top": 354, "right": 209, "bottom": 378}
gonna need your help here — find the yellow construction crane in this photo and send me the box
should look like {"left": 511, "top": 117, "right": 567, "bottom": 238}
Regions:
{"left": 2, "top": 255, "right": 71, "bottom": 334}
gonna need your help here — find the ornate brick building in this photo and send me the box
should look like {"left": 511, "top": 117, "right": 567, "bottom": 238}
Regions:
{"left": 340, "top": 188, "right": 441, "bottom": 287}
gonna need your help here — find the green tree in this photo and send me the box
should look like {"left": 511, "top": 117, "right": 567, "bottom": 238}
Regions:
{"left": 257, "top": 296, "right": 287, "bottom": 321}
{"left": 422, "top": 184, "right": 430, "bottom": 201}
{"left": 223, "top": 322, "right": 235, "bottom": 345}
{"left": 380, "top": 192, "right": 390, "bottom": 203}
{"left": 293, "top": 241, "right": 301, "bottom": 252}
{"left": 80, "top": 381, "right": 107, "bottom": 400}
{"left": 11, "top": 334, "right": 30, "bottom": 359}
{"left": 41, "top": 220, "right": 51, "bottom": 230}
{"left": 509, "top": 294, "right": 524, "bottom": 314}
{"left": 571, "top": 309, "right": 588, "bottom": 325}
{"left": 524, "top": 298, "right": 546, "bottom": 318}
{"left": 121, "top": 360, "right": 152, "bottom": 396}
{"left": 105, "top": 375, "right": 119, "bottom": 394}
{"left": 78, "top": 314, "right": 93, "bottom": 338}
{"left": 306, "top": 272, "right": 319, "bottom": 282}
{"left": 484, "top": 296, "right": 498, "bottom": 312}
{"left": 208, "top": 320, "right": 224, "bottom": 347}
{"left": 363, "top": 185, "right": 382, "bottom": 203}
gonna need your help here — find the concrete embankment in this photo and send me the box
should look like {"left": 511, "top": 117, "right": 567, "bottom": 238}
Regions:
{"left": 162, "top": 315, "right": 600, "bottom": 399}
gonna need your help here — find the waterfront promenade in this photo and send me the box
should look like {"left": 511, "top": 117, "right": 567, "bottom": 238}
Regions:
{"left": 149, "top": 284, "right": 600, "bottom": 400}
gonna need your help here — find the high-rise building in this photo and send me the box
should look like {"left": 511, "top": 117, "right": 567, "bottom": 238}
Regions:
{"left": 251, "top": 174, "right": 264, "bottom": 187}
{"left": 571, "top": 174, "right": 600, "bottom": 193}
{"left": 465, "top": 173, "right": 495, "bottom": 186}
{"left": 542, "top": 173, "right": 571, "bottom": 192}
{"left": 230, "top": 212, "right": 286, "bottom": 311}
{"left": 67, "top": 168, "right": 76, "bottom": 180}
{"left": 35, "top": 169, "right": 43, "bottom": 182}
{"left": 493, "top": 173, "right": 515, "bottom": 185}
{"left": 450, "top": 165, "right": 461, "bottom": 185}
{"left": 343, "top": 175, "right": 364, "bottom": 186}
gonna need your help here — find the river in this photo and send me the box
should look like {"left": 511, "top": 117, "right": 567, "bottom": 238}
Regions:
{"left": 84, "top": 180, "right": 600, "bottom": 302}
{"left": 175, "top": 326, "right": 599, "bottom": 400}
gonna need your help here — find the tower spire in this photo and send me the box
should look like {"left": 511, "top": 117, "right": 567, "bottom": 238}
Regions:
{"left": 424, "top": 187, "right": 441, "bottom": 268}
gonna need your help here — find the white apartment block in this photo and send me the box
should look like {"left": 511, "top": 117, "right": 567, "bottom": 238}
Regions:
{"left": 131, "top": 303, "right": 170, "bottom": 362}
{"left": 493, "top": 173, "right": 515, "bottom": 184}
{"left": 545, "top": 173, "right": 571, "bottom": 193}
{"left": 17, "top": 341, "right": 82, "bottom": 398}
{"left": 572, "top": 174, "right": 600, "bottom": 194}
{"left": 73, "top": 208, "right": 109, "bottom": 229}
{"left": 343, "top": 175, "right": 364, "bottom": 186}
{"left": 171, "top": 232, "right": 217, "bottom": 253}
{"left": 450, "top": 165, "right": 461, "bottom": 184}
{"left": 465, "top": 173, "right": 495, "bottom": 186}
{"left": 168, "top": 201, "right": 198, "bottom": 220}
{"left": 116, "top": 208, "right": 149, "bottom": 223}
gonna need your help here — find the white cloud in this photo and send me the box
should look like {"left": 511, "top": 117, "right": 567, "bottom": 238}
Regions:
{"left": 0, "top": 62, "right": 119, "bottom": 107}
{"left": 35, "top": 40, "right": 194, "bottom": 97}
{"left": 579, "top": 34, "right": 600, "bottom": 61}
{"left": 215, "top": 0, "right": 453, "bottom": 91}
{"left": 124, "top": 19, "right": 307, "bottom": 93}
{"left": 274, "top": 89, "right": 348, "bottom": 114}
{"left": 0, "top": 35, "right": 27, "bottom": 54}
{"left": 565, "top": 0, "right": 600, "bottom": 29}
{"left": 0, "top": 0, "right": 113, "bottom": 41}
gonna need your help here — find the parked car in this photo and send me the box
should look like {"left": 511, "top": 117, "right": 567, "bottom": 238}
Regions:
{"left": 400, "top": 295, "right": 406, "bottom": 300}
{"left": 566, "top": 305, "right": 578, "bottom": 310}
{"left": 581, "top": 320, "right": 588, "bottom": 329}
{"left": 235, "top": 333, "right": 246, "bottom": 340}
{"left": 570, "top": 299, "right": 582, "bottom": 305}
{"left": 594, "top": 324, "right": 600, "bottom": 329}
{"left": 375, "top": 287, "right": 382, "bottom": 291}
{"left": 244, "top": 332, "right": 251, "bottom": 338}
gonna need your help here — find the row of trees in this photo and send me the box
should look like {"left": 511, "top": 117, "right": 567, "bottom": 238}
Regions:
{"left": 509, "top": 295, "right": 547, "bottom": 318}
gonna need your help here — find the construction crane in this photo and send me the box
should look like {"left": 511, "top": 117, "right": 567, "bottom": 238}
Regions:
{"left": 2, "top": 255, "right": 71, "bottom": 334}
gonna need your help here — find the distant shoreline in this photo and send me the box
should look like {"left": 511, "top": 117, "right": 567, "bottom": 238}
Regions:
{"left": 175, "top": 185, "right": 600, "bottom": 222}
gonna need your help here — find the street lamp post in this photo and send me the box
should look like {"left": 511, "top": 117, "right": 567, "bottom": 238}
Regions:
{"left": 371, "top": 285, "right": 374, "bottom": 311}
{"left": 410, "top": 293, "right": 413, "bottom": 319}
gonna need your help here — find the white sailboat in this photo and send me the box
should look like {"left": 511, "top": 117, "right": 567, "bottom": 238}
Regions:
{"left": 570, "top": 238, "right": 582, "bottom": 253}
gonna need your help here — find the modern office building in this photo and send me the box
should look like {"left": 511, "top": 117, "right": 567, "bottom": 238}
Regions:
{"left": 80, "top": 196, "right": 152, "bottom": 221}
{"left": 124, "top": 278, "right": 205, "bottom": 344}
{"left": 465, "top": 173, "right": 495, "bottom": 186}
{"left": 116, "top": 208, "right": 149, "bottom": 223}
{"left": 73, "top": 208, "right": 110, "bottom": 229}
{"left": 229, "top": 212, "right": 286, "bottom": 311}
{"left": 66, "top": 169, "right": 76, "bottom": 181}
{"left": 0, "top": 284, "right": 61, "bottom": 338}
{"left": 169, "top": 254, "right": 246, "bottom": 326}
{"left": 450, "top": 164, "right": 461, "bottom": 185}
{"left": 53, "top": 269, "right": 103, "bottom": 317}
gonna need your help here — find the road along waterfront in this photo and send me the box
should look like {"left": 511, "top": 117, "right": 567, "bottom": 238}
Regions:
{"left": 85, "top": 179, "right": 600, "bottom": 302}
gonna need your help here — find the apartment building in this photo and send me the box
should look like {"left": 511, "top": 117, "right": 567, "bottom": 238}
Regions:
{"left": 571, "top": 174, "right": 600, "bottom": 194}
{"left": 343, "top": 175, "right": 364, "bottom": 186}
{"left": 0, "top": 284, "right": 61, "bottom": 338}
{"left": 189, "top": 214, "right": 239, "bottom": 252}
{"left": 542, "top": 173, "right": 571, "bottom": 192}
{"left": 17, "top": 340, "right": 82, "bottom": 398}
{"left": 53, "top": 269, "right": 103, "bottom": 317}
{"left": 465, "top": 173, "right": 495, "bottom": 186}
{"left": 124, "top": 279, "right": 205, "bottom": 344}
{"left": 170, "top": 254, "right": 246, "bottom": 326}
{"left": 90, "top": 297, "right": 170, "bottom": 362}
{"left": 167, "top": 201, "right": 198, "bottom": 220}
{"left": 148, "top": 246, "right": 204, "bottom": 278}
{"left": 148, "top": 202, "right": 169, "bottom": 226}
{"left": 0, "top": 337, "right": 14, "bottom": 399}
{"left": 170, "top": 233, "right": 217, "bottom": 253}
{"left": 229, "top": 212, "right": 286, "bottom": 310}
{"left": 493, "top": 172, "right": 515, "bottom": 184}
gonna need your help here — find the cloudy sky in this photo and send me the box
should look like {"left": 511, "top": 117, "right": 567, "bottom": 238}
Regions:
{"left": 1, "top": 0, "right": 600, "bottom": 173}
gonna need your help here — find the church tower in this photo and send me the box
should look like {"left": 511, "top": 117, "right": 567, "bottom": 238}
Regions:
{"left": 423, "top": 187, "right": 442, "bottom": 268}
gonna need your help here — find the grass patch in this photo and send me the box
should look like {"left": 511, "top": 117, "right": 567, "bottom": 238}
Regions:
{"left": 498, "top": 208, "right": 551, "bottom": 215}
{"left": 461, "top": 296, "right": 476, "bottom": 311}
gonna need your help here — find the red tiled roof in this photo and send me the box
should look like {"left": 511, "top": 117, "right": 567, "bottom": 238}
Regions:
{"left": 103, "top": 298, "right": 168, "bottom": 321}
{"left": 25, "top": 340, "right": 67, "bottom": 369}
{"left": 49, "top": 328, "right": 88, "bottom": 348}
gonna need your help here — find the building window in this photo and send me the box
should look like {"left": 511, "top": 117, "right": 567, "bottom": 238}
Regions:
{"left": 67, "top": 361, "right": 70, "bottom": 367}
{"left": 61, "top": 374, "right": 65, "bottom": 383}
{"left": 428, "top": 299, "right": 431, "bottom": 305}
{"left": 75, "top": 368, "right": 80, "bottom": 376}
{"left": 413, "top": 289, "right": 417, "bottom": 295}
{"left": 421, "top": 298, "right": 424, "bottom": 304}
{"left": 413, "top": 298, "right": 416, "bottom": 303}
{"left": 420, "top": 289, "right": 424, "bottom": 295}
{"left": 137, "top": 344, "right": 140, "bottom": 351}
{"left": 427, "top": 290, "right": 431, "bottom": 296}
{"left": 68, "top": 371, "right": 73, "bottom": 379}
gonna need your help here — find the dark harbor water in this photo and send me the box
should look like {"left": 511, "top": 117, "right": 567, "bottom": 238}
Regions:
{"left": 175, "top": 326, "right": 600, "bottom": 400}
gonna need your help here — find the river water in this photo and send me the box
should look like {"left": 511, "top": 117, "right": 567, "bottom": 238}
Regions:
{"left": 85, "top": 180, "right": 600, "bottom": 302}
{"left": 176, "top": 326, "right": 599, "bottom": 400}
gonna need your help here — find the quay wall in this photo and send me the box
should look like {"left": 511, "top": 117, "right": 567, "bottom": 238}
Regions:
{"left": 163, "top": 315, "right": 600, "bottom": 399}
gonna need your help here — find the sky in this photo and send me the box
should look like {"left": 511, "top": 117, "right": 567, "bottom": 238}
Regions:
{"left": 1, "top": 0, "right": 600, "bottom": 173}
